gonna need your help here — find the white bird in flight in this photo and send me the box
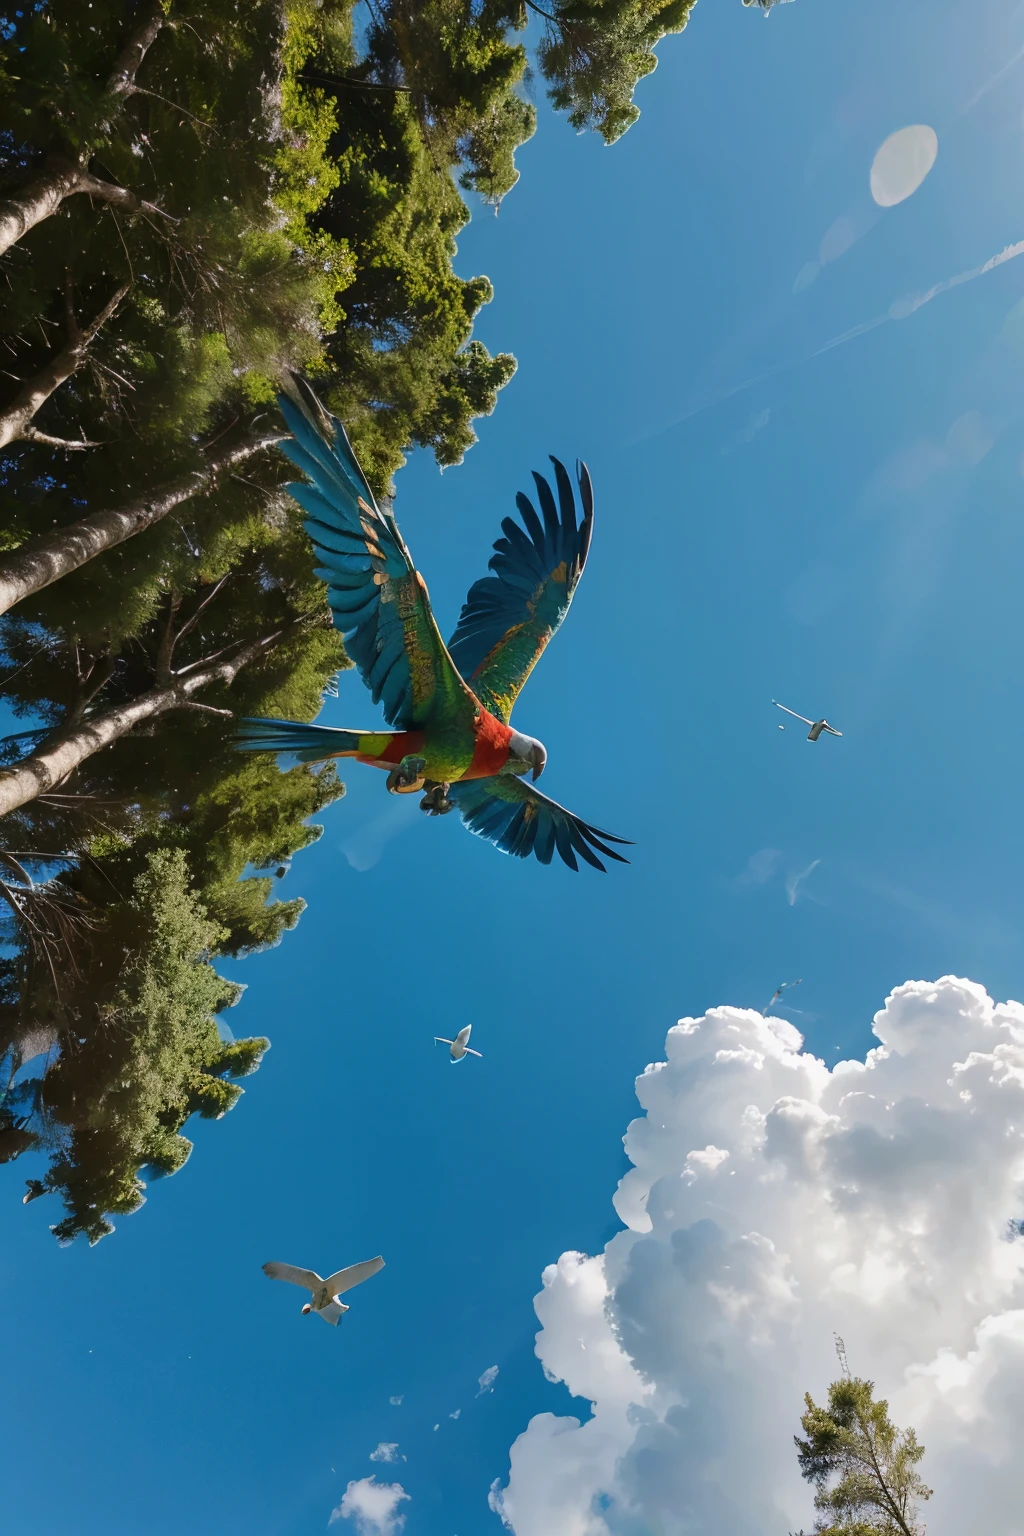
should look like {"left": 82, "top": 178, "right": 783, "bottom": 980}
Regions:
{"left": 434, "top": 1024, "right": 481, "bottom": 1063}
{"left": 262, "top": 1255, "right": 384, "bottom": 1325}
{"left": 772, "top": 700, "right": 843, "bottom": 741}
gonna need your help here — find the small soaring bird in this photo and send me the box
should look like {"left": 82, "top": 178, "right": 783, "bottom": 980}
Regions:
{"left": 434, "top": 1025, "right": 481, "bottom": 1063}
{"left": 772, "top": 700, "right": 843, "bottom": 742}
{"left": 237, "top": 382, "right": 630, "bottom": 872}
{"left": 262, "top": 1255, "right": 384, "bottom": 1326}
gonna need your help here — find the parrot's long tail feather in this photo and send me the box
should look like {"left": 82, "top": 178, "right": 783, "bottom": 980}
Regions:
{"left": 237, "top": 717, "right": 372, "bottom": 764}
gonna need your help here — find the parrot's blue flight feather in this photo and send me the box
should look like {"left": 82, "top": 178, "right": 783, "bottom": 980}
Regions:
{"left": 448, "top": 776, "right": 630, "bottom": 874}
{"left": 448, "top": 459, "right": 595, "bottom": 723}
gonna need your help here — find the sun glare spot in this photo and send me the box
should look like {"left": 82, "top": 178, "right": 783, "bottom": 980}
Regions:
{"left": 870, "top": 125, "right": 938, "bottom": 207}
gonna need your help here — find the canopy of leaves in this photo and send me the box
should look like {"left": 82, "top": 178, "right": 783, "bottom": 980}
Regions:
{"left": 795, "top": 1376, "right": 932, "bottom": 1536}
{"left": 0, "top": 444, "right": 346, "bottom": 1240}
{"left": 0, "top": 849, "right": 271, "bottom": 1244}
{"left": 0, "top": 0, "right": 351, "bottom": 471}
{"left": 534, "top": 0, "right": 696, "bottom": 144}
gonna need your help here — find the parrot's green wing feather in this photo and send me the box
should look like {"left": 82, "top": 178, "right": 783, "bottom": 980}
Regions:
{"left": 447, "top": 459, "right": 593, "bottom": 723}
{"left": 279, "top": 382, "right": 462, "bottom": 728}
{"left": 447, "top": 775, "right": 631, "bottom": 872}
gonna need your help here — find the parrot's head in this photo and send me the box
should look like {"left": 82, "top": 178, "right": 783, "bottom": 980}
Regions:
{"left": 509, "top": 730, "right": 547, "bottom": 781}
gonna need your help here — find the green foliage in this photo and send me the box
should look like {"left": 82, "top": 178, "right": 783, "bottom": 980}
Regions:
{"left": 0, "top": 495, "right": 349, "bottom": 952}
{"left": 0, "top": 486, "right": 346, "bottom": 1239}
{"left": 534, "top": 0, "right": 696, "bottom": 143}
{"left": 794, "top": 1374, "right": 932, "bottom": 1536}
{"left": 0, "top": 0, "right": 714, "bottom": 1238}
{"left": 290, "top": 4, "right": 523, "bottom": 486}
{"left": 2, "top": 850, "right": 270, "bottom": 1245}
{"left": 0, "top": 0, "right": 352, "bottom": 460}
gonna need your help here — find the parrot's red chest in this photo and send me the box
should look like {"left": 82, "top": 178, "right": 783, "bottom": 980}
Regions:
{"left": 463, "top": 709, "right": 513, "bottom": 781}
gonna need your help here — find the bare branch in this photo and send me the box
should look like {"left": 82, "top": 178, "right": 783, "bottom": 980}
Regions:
{"left": 128, "top": 87, "right": 218, "bottom": 133}
{"left": 521, "top": 0, "right": 561, "bottom": 22}
{"left": 168, "top": 573, "right": 230, "bottom": 652}
{"left": 302, "top": 71, "right": 412, "bottom": 93}
{"left": 155, "top": 591, "right": 181, "bottom": 685}
{"left": 21, "top": 428, "right": 103, "bottom": 451}
{"left": 0, "top": 852, "right": 34, "bottom": 887}
{"left": 79, "top": 168, "right": 178, "bottom": 225}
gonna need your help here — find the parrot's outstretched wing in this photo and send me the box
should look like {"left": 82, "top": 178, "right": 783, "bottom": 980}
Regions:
{"left": 278, "top": 383, "right": 462, "bottom": 728}
{"left": 448, "top": 775, "right": 630, "bottom": 872}
{"left": 447, "top": 459, "right": 593, "bottom": 723}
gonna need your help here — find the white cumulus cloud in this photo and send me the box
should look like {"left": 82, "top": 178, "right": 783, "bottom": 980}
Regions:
{"left": 369, "top": 1443, "right": 400, "bottom": 1464}
{"left": 477, "top": 1365, "right": 499, "bottom": 1396}
{"left": 493, "top": 978, "right": 1024, "bottom": 1536}
{"left": 330, "top": 1477, "right": 409, "bottom": 1535}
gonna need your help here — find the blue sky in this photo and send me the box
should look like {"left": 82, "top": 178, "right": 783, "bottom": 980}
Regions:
{"left": 4, "top": 0, "right": 1024, "bottom": 1530}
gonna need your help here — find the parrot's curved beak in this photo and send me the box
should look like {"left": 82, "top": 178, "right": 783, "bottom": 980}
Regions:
{"left": 531, "top": 743, "right": 547, "bottom": 781}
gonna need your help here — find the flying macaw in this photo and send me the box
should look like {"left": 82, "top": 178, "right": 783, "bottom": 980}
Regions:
{"left": 236, "top": 383, "right": 630, "bottom": 872}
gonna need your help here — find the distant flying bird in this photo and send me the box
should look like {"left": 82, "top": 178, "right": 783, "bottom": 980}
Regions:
{"left": 237, "top": 382, "right": 630, "bottom": 872}
{"left": 762, "top": 978, "right": 802, "bottom": 1016}
{"left": 772, "top": 700, "right": 843, "bottom": 741}
{"left": 435, "top": 1025, "right": 481, "bottom": 1063}
{"left": 262, "top": 1255, "right": 384, "bottom": 1326}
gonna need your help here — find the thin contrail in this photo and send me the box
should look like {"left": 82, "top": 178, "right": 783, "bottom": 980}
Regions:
{"left": 643, "top": 237, "right": 1024, "bottom": 444}
{"left": 960, "top": 41, "right": 1024, "bottom": 115}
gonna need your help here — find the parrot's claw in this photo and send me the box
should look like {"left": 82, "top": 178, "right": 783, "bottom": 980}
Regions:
{"left": 386, "top": 755, "right": 427, "bottom": 794}
{"left": 420, "top": 782, "right": 453, "bottom": 816}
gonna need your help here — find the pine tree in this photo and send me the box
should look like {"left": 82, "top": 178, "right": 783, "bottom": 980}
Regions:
{"left": 793, "top": 1342, "right": 932, "bottom": 1536}
{"left": 529, "top": 0, "right": 696, "bottom": 144}
{"left": 0, "top": 512, "right": 345, "bottom": 1238}
{"left": 1, "top": 849, "right": 273, "bottom": 1244}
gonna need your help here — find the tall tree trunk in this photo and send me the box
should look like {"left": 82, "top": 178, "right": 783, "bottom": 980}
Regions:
{"left": 0, "top": 629, "right": 284, "bottom": 819}
{"left": 0, "top": 284, "right": 129, "bottom": 450}
{"left": 0, "top": 431, "right": 286, "bottom": 618}
{"left": 0, "top": 3, "right": 169, "bottom": 257}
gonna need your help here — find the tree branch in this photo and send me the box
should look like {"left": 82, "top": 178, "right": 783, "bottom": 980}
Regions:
{"left": 21, "top": 428, "right": 103, "bottom": 451}
{"left": 0, "top": 429, "right": 286, "bottom": 618}
{"left": 105, "top": 1, "right": 171, "bottom": 103}
{"left": 302, "top": 71, "right": 411, "bottom": 93}
{"left": 0, "top": 852, "right": 34, "bottom": 887}
{"left": 0, "top": 155, "right": 88, "bottom": 260}
{"left": 168, "top": 573, "right": 229, "bottom": 654}
{"left": 0, "top": 155, "right": 175, "bottom": 260}
{"left": 171, "top": 607, "right": 310, "bottom": 682}
{"left": 79, "top": 167, "right": 178, "bottom": 224}
{"left": 0, "top": 0, "right": 173, "bottom": 260}
{"left": 155, "top": 591, "right": 181, "bottom": 685}
{"left": 0, "top": 280, "right": 130, "bottom": 450}
{"left": 522, "top": 0, "right": 561, "bottom": 24}
{"left": 0, "top": 626, "right": 286, "bottom": 819}
{"left": 180, "top": 701, "right": 233, "bottom": 718}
